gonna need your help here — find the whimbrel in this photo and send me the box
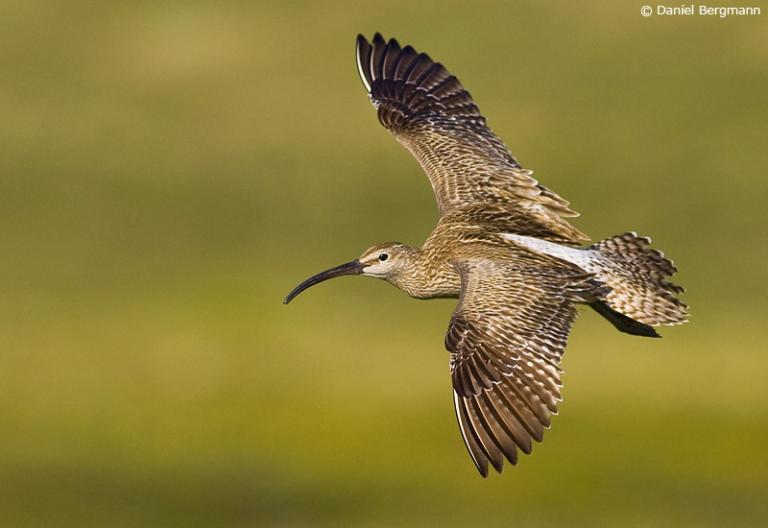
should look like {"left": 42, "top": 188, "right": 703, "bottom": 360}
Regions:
{"left": 284, "top": 34, "right": 688, "bottom": 476}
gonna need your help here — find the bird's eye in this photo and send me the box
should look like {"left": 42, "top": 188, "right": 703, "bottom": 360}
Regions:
{"left": 378, "top": 253, "right": 388, "bottom": 262}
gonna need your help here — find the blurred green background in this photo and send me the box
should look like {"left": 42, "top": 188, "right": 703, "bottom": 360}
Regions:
{"left": 1, "top": 1, "right": 767, "bottom": 526}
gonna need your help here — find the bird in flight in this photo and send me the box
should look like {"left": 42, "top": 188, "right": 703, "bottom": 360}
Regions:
{"left": 284, "top": 33, "right": 688, "bottom": 476}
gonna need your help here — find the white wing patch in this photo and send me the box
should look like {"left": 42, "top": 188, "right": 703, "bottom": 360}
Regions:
{"left": 502, "top": 233, "right": 601, "bottom": 273}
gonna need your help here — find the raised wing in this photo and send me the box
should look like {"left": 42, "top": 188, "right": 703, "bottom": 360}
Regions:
{"left": 356, "top": 33, "right": 586, "bottom": 243}
{"left": 447, "top": 257, "right": 598, "bottom": 476}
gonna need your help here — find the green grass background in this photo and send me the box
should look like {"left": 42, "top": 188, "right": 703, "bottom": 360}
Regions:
{"left": 1, "top": 1, "right": 767, "bottom": 526}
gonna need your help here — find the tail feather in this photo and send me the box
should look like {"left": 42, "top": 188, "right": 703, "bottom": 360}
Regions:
{"left": 592, "top": 232, "right": 688, "bottom": 326}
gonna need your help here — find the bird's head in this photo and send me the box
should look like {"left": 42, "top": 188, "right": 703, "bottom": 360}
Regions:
{"left": 283, "top": 242, "right": 415, "bottom": 304}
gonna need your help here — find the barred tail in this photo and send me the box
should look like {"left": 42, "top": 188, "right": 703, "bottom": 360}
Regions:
{"left": 592, "top": 232, "right": 688, "bottom": 326}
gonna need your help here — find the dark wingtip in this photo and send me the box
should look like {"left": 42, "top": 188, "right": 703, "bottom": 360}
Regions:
{"left": 634, "top": 325, "right": 661, "bottom": 338}
{"left": 589, "top": 301, "right": 662, "bottom": 338}
{"left": 474, "top": 461, "right": 489, "bottom": 478}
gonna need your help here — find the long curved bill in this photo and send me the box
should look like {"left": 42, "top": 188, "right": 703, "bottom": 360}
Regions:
{"left": 283, "top": 260, "right": 364, "bottom": 304}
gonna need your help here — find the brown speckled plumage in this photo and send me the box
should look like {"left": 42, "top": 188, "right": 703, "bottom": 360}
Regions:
{"left": 284, "top": 34, "right": 688, "bottom": 477}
